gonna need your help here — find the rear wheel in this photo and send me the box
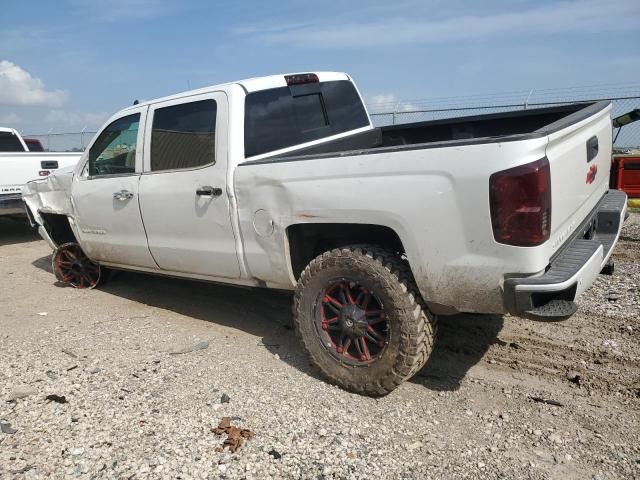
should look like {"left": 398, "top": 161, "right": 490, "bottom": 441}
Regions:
{"left": 52, "top": 243, "right": 102, "bottom": 289}
{"left": 293, "top": 245, "right": 436, "bottom": 396}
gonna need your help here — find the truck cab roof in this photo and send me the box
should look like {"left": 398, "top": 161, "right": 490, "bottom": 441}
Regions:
{"left": 120, "top": 72, "right": 352, "bottom": 112}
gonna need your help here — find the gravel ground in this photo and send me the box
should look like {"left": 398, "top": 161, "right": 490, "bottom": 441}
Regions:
{"left": 0, "top": 213, "right": 638, "bottom": 480}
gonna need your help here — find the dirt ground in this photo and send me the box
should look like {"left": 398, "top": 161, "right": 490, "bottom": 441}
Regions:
{"left": 0, "top": 214, "right": 638, "bottom": 479}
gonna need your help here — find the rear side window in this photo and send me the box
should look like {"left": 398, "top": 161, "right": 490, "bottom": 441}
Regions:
{"left": 150, "top": 99, "right": 217, "bottom": 172}
{"left": 244, "top": 80, "right": 369, "bottom": 157}
{"left": 0, "top": 132, "right": 26, "bottom": 152}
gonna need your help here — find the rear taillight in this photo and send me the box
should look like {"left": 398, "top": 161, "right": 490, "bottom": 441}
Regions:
{"left": 489, "top": 157, "right": 551, "bottom": 247}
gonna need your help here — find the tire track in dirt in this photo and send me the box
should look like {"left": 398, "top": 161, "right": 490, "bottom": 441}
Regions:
{"left": 486, "top": 336, "right": 639, "bottom": 396}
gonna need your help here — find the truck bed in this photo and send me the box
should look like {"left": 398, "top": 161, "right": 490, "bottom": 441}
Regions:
{"left": 236, "top": 99, "right": 614, "bottom": 315}
{"left": 253, "top": 102, "right": 608, "bottom": 162}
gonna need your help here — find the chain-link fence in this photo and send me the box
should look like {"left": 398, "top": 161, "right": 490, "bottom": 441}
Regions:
{"left": 20, "top": 131, "right": 98, "bottom": 153}
{"left": 23, "top": 86, "right": 640, "bottom": 151}
{"left": 369, "top": 87, "right": 640, "bottom": 149}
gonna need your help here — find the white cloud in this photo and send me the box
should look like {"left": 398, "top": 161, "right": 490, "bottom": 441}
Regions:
{"left": 366, "top": 94, "right": 399, "bottom": 113}
{"left": 44, "top": 110, "right": 109, "bottom": 131}
{"left": 367, "top": 94, "right": 419, "bottom": 113}
{"left": 397, "top": 102, "right": 419, "bottom": 112}
{"left": 368, "top": 94, "right": 397, "bottom": 105}
{"left": 0, "top": 61, "right": 67, "bottom": 106}
{"left": 0, "top": 112, "right": 23, "bottom": 125}
{"left": 240, "top": 0, "right": 639, "bottom": 48}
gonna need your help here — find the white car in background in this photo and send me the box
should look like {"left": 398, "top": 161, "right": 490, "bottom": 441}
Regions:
{"left": 0, "top": 127, "right": 81, "bottom": 218}
{"left": 23, "top": 72, "right": 626, "bottom": 395}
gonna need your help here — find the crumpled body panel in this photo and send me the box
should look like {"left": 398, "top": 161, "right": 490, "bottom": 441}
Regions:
{"left": 22, "top": 166, "right": 75, "bottom": 228}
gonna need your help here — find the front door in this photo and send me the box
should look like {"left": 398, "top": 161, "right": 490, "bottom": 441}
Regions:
{"left": 138, "top": 91, "right": 240, "bottom": 278}
{"left": 71, "top": 107, "right": 158, "bottom": 268}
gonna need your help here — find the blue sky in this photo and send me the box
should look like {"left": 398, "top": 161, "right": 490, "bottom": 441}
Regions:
{"left": 1, "top": 0, "right": 639, "bottom": 133}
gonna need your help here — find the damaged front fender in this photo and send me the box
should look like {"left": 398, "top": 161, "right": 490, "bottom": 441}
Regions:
{"left": 21, "top": 166, "right": 75, "bottom": 249}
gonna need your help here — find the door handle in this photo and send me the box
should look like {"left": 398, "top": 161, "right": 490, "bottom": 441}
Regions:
{"left": 586, "top": 136, "right": 598, "bottom": 162}
{"left": 113, "top": 190, "right": 134, "bottom": 200}
{"left": 196, "top": 186, "right": 222, "bottom": 197}
{"left": 41, "top": 160, "right": 59, "bottom": 169}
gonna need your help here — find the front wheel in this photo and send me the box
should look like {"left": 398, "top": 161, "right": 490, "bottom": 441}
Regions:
{"left": 52, "top": 242, "right": 102, "bottom": 289}
{"left": 293, "top": 245, "right": 436, "bottom": 396}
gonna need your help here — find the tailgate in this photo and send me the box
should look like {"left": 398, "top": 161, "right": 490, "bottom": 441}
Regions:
{"left": 0, "top": 153, "right": 81, "bottom": 192}
{"left": 0, "top": 157, "right": 52, "bottom": 188}
{"left": 545, "top": 102, "right": 613, "bottom": 244}
{"left": 0, "top": 157, "right": 42, "bottom": 195}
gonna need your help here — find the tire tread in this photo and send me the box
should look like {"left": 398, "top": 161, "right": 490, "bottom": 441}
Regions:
{"left": 293, "top": 245, "right": 436, "bottom": 396}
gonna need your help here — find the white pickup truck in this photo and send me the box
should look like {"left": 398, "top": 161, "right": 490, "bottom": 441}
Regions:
{"left": 0, "top": 127, "right": 81, "bottom": 217}
{"left": 23, "top": 72, "right": 626, "bottom": 395}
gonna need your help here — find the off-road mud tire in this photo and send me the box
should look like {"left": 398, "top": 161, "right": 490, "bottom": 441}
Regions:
{"left": 293, "top": 245, "right": 436, "bottom": 396}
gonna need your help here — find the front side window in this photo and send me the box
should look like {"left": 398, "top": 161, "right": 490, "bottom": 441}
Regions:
{"left": 244, "top": 80, "right": 369, "bottom": 157}
{"left": 89, "top": 114, "right": 140, "bottom": 177}
{"left": 150, "top": 99, "right": 217, "bottom": 172}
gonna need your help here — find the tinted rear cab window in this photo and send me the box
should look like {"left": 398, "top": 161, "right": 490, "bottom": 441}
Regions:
{"left": 244, "top": 80, "right": 369, "bottom": 158}
{"left": 0, "top": 132, "right": 26, "bottom": 152}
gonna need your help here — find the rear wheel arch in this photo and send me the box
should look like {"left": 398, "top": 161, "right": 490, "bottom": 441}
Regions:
{"left": 286, "top": 222, "right": 408, "bottom": 280}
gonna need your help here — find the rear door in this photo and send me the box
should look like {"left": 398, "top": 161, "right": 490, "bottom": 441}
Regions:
{"left": 71, "top": 107, "right": 158, "bottom": 268}
{"left": 545, "top": 103, "right": 613, "bottom": 238}
{"left": 138, "top": 91, "right": 240, "bottom": 278}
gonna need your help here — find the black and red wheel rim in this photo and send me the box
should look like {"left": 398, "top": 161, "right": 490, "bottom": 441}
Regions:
{"left": 52, "top": 243, "right": 101, "bottom": 289}
{"left": 315, "top": 279, "right": 389, "bottom": 365}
